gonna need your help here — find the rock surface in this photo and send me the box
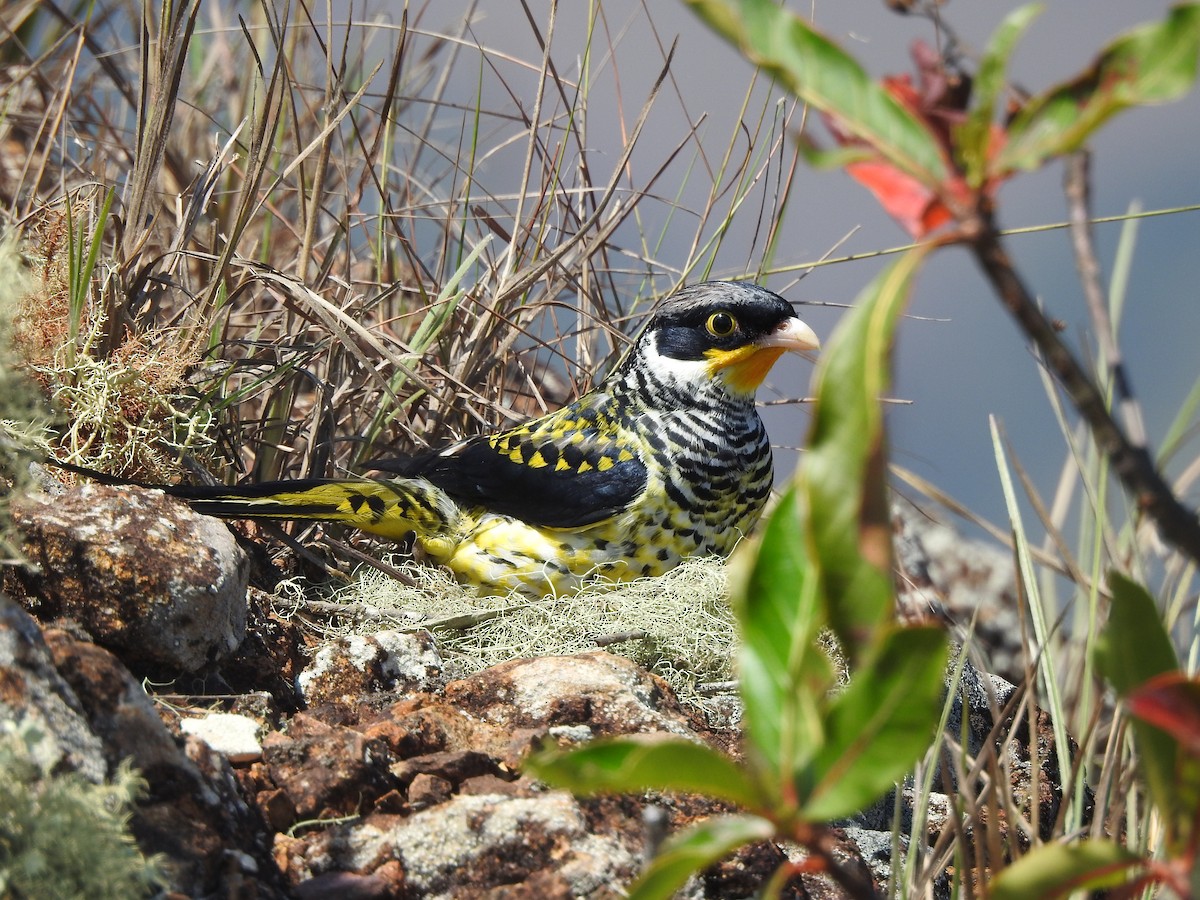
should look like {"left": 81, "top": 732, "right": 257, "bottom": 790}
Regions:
{"left": 1, "top": 593, "right": 288, "bottom": 897}
{"left": 0, "top": 487, "right": 1080, "bottom": 898}
{"left": 5, "top": 483, "right": 249, "bottom": 673}
{"left": 893, "top": 497, "right": 1024, "bottom": 681}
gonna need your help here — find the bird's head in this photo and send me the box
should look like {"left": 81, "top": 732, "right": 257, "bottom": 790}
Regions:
{"left": 629, "top": 281, "right": 820, "bottom": 398}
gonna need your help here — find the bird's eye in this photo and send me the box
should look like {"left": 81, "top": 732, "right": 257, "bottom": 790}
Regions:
{"left": 705, "top": 312, "right": 737, "bottom": 337}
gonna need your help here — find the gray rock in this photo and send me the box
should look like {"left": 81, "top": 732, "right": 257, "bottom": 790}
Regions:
{"left": 308, "top": 791, "right": 640, "bottom": 899}
{"left": 0, "top": 593, "right": 106, "bottom": 781}
{"left": 299, "top": 628, "right": 444, "bottom": 706}
{"left": 7, "top": 483, "right": 249, "bottom": 673}
{"left": 893, "top": 498, "right": 1023, "bottom": 681}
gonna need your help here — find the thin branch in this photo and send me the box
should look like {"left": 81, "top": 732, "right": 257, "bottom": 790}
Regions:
{"left": 1063, "top": 150, "right": 1148, "bottom": 449}
{"left": 790, "top": 820, "right": 882, "bottom": 900}
{"left": 966, "top": 206, "right": 1200, "bottom": 565}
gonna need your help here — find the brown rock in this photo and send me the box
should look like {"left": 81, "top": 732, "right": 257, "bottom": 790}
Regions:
{"left": 258, "top": 788, "right": 298, "bottom": 832}
{"left": 445, "top": 650, "right": 694, "bottom": 737}
{"left": 406, "top": 772, "right": 451, "bottom": 809}
{"left": 260, "top": 713, "right": 395, "bottom": 819}
{"left": 458, "top": 773, "right": 531, "bottom": 797}
{"left": 292, "top": 869, "right": 400, "bottom": 900}
{"left": 7, "top": 484, "right": 249, "bottom": 673}
{"left": 484, "top": 869, "right": 577, "bottom": 899}
{"left": 389, "top": 749, "right": 505, "bottom": 789}
{"left": 372, "top": 705, "right": 451, "bottom": 757}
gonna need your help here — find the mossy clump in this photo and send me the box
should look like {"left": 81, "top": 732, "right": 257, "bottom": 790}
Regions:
{"left": 0, "top": 720, "right": 163, "bottom": 899}
{"left": 6, "top": 206, "right": 219, "bottom": 483}
{"left": 329, "top": 556, "right": 739, "bottom": 712}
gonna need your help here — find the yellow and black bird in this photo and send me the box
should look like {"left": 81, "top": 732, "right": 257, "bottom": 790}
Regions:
{"left": 156, "top": 281, "right": 819, "bottom": 596}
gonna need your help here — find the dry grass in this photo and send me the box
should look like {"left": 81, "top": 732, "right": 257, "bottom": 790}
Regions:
{"left": 1, "top": 0, "right": 808, "bottom": 490}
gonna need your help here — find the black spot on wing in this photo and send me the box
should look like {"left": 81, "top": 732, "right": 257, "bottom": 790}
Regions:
{"left": 380, "top": 435, "right": 645, "bottom": 527}
{"left": 533, "top": 442, "right": 559, "bottom": 468}
{"left": 559, "top": 443, "right": 586, "bottom": 471}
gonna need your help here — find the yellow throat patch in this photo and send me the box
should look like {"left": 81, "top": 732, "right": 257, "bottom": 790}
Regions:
{"left": 705, "top": 345, "right": 788, "bottom": 395}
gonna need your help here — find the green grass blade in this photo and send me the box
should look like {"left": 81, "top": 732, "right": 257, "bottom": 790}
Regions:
{"left": 990, "top": 417, "right": 1075, "bottom": 801}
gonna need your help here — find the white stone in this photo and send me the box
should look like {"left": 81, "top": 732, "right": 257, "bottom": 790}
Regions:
{"left": 180, "top": 713, "right": 262, "bottom": 763}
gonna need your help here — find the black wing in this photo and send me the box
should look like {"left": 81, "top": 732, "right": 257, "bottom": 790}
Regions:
{"left": 370, "top": 393, "right": 648, "bottom": 528}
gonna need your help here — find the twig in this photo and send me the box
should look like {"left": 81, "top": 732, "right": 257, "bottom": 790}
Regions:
{"left": 1063, "top": 151, "right": 1148, "bottom": 449}
{"left": 320, "top": 536, "right": 418, "bottom": 586}
{"left": 789, "top": 820, "right": 882, "bottom": 900}
{"left": 965, "top": 205, "right": 1200, "bottom": 565}
{"left": 696, "top": 680, "right": 739, "bottom": 695}
{"left": 593, "top": 629, "right": 649, "bottom": 647}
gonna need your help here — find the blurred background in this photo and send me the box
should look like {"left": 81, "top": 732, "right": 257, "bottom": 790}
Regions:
{"left": 382, "top": 0, "right": 1200, "bottom": 537}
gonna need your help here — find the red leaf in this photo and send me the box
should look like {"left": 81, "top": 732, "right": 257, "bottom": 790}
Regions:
{"left": 1127, "top": 672, "right": 1200, "bottom": 757}
{"left": 842, "top": 159, "right": 953, "bottom": 237}
{"left": 821, "top": 41, "right": 1008, "bottom": 238}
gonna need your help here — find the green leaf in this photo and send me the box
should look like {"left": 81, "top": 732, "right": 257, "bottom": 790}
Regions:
{"left": 527, "top": 735, "right": 762, "bottom": 809}
{"left": 626, "top": 814, "right": 776, "bottom": 900}
{"left": 1125, "top": 674, "right": 1200, "bottom": 840}
{"left": 684, "top": 0, "right": 948, "bottom": 185}
{"left": 796, "top": 137, "right": 878, "bottom": 171}
{"left": 800, "top": 246, "right": 932, "bottom": 663}
{"left": 1094, "top": 570, "right": 1184, "bottom": 842}
{"left": 731, "top": 488, "right": 831, "bottom": 788}
{"left": 996, "top": 4, "right": 1200, "bottom": 173}
{"left": 801, "top": 625, "right": 948, "bottom": 821}
{"left": 989, "top": 840, "right": 1143, "bottom": 900}
{"left": 1095, "top": 571, "right": 1180, "bottom": 694}
{"left": 958, "top": 3, "right": 1043, "bottom": 187}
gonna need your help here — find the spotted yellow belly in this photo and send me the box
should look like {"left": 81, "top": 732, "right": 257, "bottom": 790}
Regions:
{"left": 419, "top": 510, "right": 738, "bottom": 597}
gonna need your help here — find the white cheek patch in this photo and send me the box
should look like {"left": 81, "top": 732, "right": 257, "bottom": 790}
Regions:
{"left": 645, "top": 333, "right": 713, "bottom": 388}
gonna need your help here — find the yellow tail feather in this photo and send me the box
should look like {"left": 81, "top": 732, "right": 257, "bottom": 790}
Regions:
{"left": 171, "top": 477, "right": 459, "bottom": 541}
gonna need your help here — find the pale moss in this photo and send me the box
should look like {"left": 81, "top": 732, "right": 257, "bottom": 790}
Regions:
{"left": 0, "top": 234, "right": 54, "bottom": 562}
{"left": 33, "top": 326, "right": 218, "bottom": 481}
{"left": 0, "top": 720, "right": 164, "bottom": 899}
{"left": 4, "top": 207, "right": 218, "bottom": 483}
{"left": 334, "top": 556, "right": 739, "bottom": 711}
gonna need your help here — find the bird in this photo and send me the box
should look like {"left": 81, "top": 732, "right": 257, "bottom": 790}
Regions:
{"left": 139, "top": 281, "right": 819, "bottom": 597}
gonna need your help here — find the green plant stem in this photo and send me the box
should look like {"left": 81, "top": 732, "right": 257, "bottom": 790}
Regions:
{"left": 966, "top": 206, "right": 1200, "bottom": 566}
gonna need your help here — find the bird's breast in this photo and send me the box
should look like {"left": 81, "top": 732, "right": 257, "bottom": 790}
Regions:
{"left": 638, "top": 411, "right": 772, "bottom": 554}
